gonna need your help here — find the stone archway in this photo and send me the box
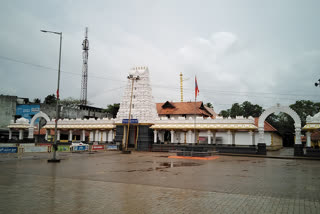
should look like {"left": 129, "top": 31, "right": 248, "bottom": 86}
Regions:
{"left": 28, "top": 111, "right": 51, "bottom": 139}
{"left": 258, "top": 104, "right": 301, "bottom": 145}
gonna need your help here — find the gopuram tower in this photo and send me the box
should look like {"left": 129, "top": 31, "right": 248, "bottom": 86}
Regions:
{"left": 114, "top": 66, "right": 158, "bottom": 151}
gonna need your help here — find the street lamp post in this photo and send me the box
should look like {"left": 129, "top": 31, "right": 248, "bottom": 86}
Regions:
{"left": 123, "top": 75, "right": 139, "bottom": 154}
{"left": 41, "top": 30, "right": 62, "bottom": 163}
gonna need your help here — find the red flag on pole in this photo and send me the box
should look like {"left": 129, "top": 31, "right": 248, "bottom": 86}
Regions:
{"left": 195, "top": 76, "right": 199, "bottom": 98}
{"left": 56, "top": 89, "right": 59, "bottom": 99}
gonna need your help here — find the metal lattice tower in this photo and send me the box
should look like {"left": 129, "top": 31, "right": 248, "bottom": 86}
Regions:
{"left": 80, "top": 27, "right": 89, "bottom": 105}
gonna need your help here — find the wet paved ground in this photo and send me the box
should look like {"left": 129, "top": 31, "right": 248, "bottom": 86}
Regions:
{"left": 0, "top": 151, "right": 320, "bottom": 214}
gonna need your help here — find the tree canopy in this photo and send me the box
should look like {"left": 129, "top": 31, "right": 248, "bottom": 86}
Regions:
{"left": 44, "top": 94, "right": 57, "bottom": 105}
{"left": 219, "top": 101, "right": 263, "bottom": 118}
{"left": 103, "top": 103, "right": 120, "bottom": 118}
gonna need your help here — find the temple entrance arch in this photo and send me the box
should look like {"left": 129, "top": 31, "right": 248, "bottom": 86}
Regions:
{"left": 28, "top": 111, "right": 51, "bottom": 139}
{"left": 258, "top": 104, "right": 301, "bottom": 145}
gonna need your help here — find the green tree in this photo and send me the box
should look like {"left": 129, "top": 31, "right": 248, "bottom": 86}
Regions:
{"left": 104, "top": 103, "right": 120, "bottom": 118}
{"left": 205, "top": 102, "right": 214, "bottom": 109}
{"left": 241, "top": 101, "right": 263, "bottom": 118}
{"left": 219, "top": 101, "right": 263, "bottom": 118}
{"left": 290, "top": 100, "right": 320, "bottom": 127}
{"left": 44, "top": 94, "right": 57, "bottom": 105}
{"left": 33, "top": 98, "right": 41, "bottom": 104}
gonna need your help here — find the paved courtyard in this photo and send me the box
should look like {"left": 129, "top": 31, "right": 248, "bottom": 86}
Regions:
{"left": 0, "top": 151, "right": 319, "bottom": 214}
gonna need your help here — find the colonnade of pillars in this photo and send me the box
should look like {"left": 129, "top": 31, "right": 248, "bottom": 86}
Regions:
{"left": 153, "top": 130, "right": 256, "bottom": 145}
{"left": 44, "top": 129, "right": 114, "bottom": 143}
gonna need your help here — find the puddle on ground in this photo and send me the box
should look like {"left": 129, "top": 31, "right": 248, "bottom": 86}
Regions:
{"left": 111, "top": 161, "right": 202, "bottom": 173}
{"left": 159, "top": 162, "right": 202, "bottom": 168}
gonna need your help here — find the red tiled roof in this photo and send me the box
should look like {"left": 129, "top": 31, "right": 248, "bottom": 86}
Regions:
{"left": 156, "top": 101, "right": 216, "bottom": 117}
{"left": 254, "top": 118, "right": 277, "bottom": 132}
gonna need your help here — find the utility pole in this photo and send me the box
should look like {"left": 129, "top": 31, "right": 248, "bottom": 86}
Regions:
{"left": 80, "top": 27, "right": 89, "bottom": 105}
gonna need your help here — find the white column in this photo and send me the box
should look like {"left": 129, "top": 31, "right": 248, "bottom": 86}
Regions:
{"left": 28, "top": 127, "right": 34, "bottom": 139}
{"left": 9, "top": 129, "right": 12, "bottom": 140}
{"left": 207, "top": 130, "right": 211, "bottom": 144}
{"left": 258, "top": 128, "right": 265, "bottom": 144}
{"left": 81, "top": 130, "right": 85, "bottom": 141}
{"left": 232, "top": 131, "right": 236, "bottom": 145}
{"left": 102, "top": 131, "right": 107, "bottom": 142}
{"left": 95, "top": 130, "right": 100, "bottom": 142}
{"left": 153, "top": 130, "right": 158, "bottom": 143}
{"left": 68, "top": 130, "right": 73, "bottom": 142}
{"left": 89, "top": 131, "right": 94, "bottom": 142}
{"left": 170, "top": 130, "right": 175, "bottom": 143}
{"left": 45, "top": 129, "right": 49, "bottom": 141}
{"left": 295, "top": 128, "right": 301, "bottom": 145}
{"left": 306, "top": 131, "right": 311, "bottom": 147}
{"left": 108, "top": 130, "right": 113, "bottom": 142}
{"left": 57, "top": 130, "right": 61, "bottom": 141}
{"left": 180, "top": 132, "right": 185, "bottom": 144}
{"left": 19, "top": 129, "right": 23, "bottom": 140}
{"left": 227, "top": 130, "right": 232, "bottom": 145}
{"left": 187, "top": 130, "right": 192, "bottom": 144}
{"left": 249, "top": 131, "right": 254, "bottom": 146}
{"left": 212, "top": 131, "right": 216, "bottom": 145}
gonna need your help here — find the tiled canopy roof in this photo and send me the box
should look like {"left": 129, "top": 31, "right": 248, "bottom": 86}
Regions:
{"left": 156, "top": 101, "right": 215, "bottom": 117}
{"left": 254, "top": 118, "right": 277, "bottom": 132}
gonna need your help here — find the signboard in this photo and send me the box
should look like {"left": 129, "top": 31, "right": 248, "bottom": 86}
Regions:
{"left": 92, "top": 145, "right": 105, "bottom": 151}
{"left": 0, "top": 147, "right": 18, "bottom": 153}
{"left": 122, "top": 119, "right": 138, "bottom": 124}
{"left": 16, "top": 104, "right": 40, "bottom": 123}
{"left": 57, "top": 145, "right": 70, "bottom": 152}
{"left": 73, "top": 145, "right": 88, "bottom": 151}
{"left": 107, "top": 145, "right": 118, "bottom": 150}
{"left": 0, "top": 144, "right": 17, "bottom": 147}
{"left": 24, "top": 146, "right": 48, "bottom": 153}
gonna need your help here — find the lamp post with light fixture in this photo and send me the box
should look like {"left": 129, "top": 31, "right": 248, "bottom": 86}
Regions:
{"left": 41, "top": 29, "right": 62, "bottom": 162}
{"left": 123, "top": 74, "right": 140, "bottom": 154}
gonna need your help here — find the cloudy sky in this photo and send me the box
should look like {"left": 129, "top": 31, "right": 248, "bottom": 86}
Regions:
{"left": 1, "top": 0, "right": 320, "bottom": 112}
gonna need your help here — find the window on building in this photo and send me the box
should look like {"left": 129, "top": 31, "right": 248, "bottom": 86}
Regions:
{"left": 132, "top": 104, "right": 134, "bottom": 108}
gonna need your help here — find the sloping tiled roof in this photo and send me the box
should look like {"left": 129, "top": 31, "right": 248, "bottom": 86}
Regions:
{"left": 254, "top": 118, "right": 277, "bottom": 132}
{"left": 156, "top": 101, "right": 215, "bottom": 117}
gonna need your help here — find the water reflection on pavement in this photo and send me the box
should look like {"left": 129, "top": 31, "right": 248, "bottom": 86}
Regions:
{"left": 0, "top": 151, "right": 319, "bottom": 214}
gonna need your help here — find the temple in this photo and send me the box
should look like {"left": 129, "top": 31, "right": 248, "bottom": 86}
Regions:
{"left": 7, "top": 66, "right": 285, "bottom": 152}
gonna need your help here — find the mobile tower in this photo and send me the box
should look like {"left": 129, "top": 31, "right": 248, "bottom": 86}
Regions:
{"left": 80, "top": 27, "right": 89, "bottom": 105}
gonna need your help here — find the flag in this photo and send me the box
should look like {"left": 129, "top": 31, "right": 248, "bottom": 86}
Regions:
{"left": 56, "top": 89, "right": 59, "bottom": 99}
{"left": 195, "top": 76, "right": 199, "bottom": 98}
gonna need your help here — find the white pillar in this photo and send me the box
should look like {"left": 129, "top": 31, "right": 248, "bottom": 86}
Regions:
{"left": 232, "top": 131, "right": 236, "bottom": 145}
{"left": 9, "top": 129, "right": 12, "bottom": 140}
{"left": 170, "top": 130, "right": 175, "bottom": 144}
{"left": 306, "top": 131, "right": 311, "bottom": 147}
{"left": 180, "top": 132, "right": 185, "bottom": 144}
{"left": 28, "top": 127, "right": 34, "bottom": 139}
{"left": 19, "top": 129, "right": 23, "bottom": 140}
{"left": 107, "top": 130, "right": 113, "bottom": 142}
{"left": 258, "top": 128, "right": 265, "bottom": 144}
{"left": 153, "top": 130, "right": 158, "bottom": 143}
{"left": 249, "top": 131, "right": 254, "bottom": 146}
{"left": 68, "top": 130, "right": 73, "bottom": 142}
{"left": 95, "top": 130, "right": 100, "bottom": 142}
{"left": 187, "top": 130, "right": 192, "bottom": 144}
{"left": 101, "top": 131, "right": 107, "bottom": 142}
{"left": 89, "top": 131, "right": 94, "bottom": 142}
{"left": 212, "top": 131, "right": 216, "bottom": 145}
{"left": 57, "top": 130, "right": 61, "bottom": 141}
{"left": 227, "top": 130, "right": 232, "bottom": 145}
{"left": 295, "top": 128, "right": 301, "bottom": 145}
{"left": 81, "top": 130, "right": 85, "bottom": 141}
{"left": 207, "top": 130, "right": 211, "bottom": 144}
{"left": 45, "top": 129, "right": 49, "bottom": 141}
